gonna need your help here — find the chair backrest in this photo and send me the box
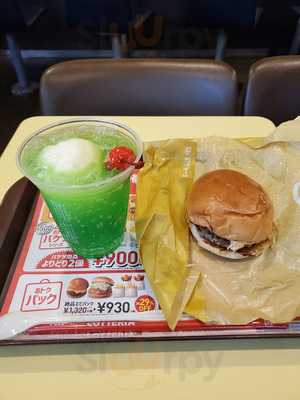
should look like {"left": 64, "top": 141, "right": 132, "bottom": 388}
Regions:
{"left": 243, "top": 56, "right": 300, "bottom": 125}
{"left": 40, "top": 59, "right": 237, "bottom": 116}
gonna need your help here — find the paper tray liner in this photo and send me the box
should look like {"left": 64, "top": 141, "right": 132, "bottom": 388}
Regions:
{"left": 136, "top": 121, "right": 300, "bottom": 329}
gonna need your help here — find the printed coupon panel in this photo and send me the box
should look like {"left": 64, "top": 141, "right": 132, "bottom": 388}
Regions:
{"left": 8, "top": 273, "right": 159, "bottom": 317}
{"left": 0, "top": 174, "right": 172, "bottom": 338}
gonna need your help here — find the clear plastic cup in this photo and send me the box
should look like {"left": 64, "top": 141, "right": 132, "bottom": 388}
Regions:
{"left": 17, "top": 119, "right": 142, "bottom": 258}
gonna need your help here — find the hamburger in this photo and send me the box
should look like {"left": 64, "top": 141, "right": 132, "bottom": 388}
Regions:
{"left": 87, "top": 276, "right": 114, "bottom": 298}
{"left": 67, "top": 278, "right": 89, "bottom": 298}
{"left": 187, "top": 169, "right": 274, "bottom": 259}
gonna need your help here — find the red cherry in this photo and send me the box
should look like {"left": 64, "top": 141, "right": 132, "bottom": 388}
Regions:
{"left": 105, "top": 146, "right": 137, "bottom": 171}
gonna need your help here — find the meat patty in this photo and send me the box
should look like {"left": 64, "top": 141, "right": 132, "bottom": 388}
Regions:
{"left": 196, "top": 225, "right": 264, "bottom": 255}
{"left": 237, "top": 242, "right": 262, "bottom": 256}
{"left": 197, "top": 226, "right": 230, "bottom": 249}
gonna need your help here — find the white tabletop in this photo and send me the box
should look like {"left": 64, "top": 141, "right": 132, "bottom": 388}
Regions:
{"left": 3, "top": 116, "right": 299, "bottom": 400}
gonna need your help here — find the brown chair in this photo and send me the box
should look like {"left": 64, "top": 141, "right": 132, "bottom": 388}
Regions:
{"left": 243, "top": 56, "right": 300, "bottom": 125}
{"left": 40, "top": 59, "right": 237, "bottom": 116}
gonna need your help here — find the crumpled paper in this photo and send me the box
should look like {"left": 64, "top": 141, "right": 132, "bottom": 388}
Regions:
{"left": 136, "top": 120, "right": 300, "bottom": 329}
{"left": 135, "top": 140, "right": 206, "bottom": 329}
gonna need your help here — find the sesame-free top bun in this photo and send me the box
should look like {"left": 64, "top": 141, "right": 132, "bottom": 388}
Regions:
{"left": 187, "top": 169, "right": 274, "bottom": 244}
{"left": 68, "top": 278, "right": 89, "bottom": 290}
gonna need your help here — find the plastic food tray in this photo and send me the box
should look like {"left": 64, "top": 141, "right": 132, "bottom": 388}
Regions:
{"left": 1, "top": 178, "right": 300, "bottom": 346}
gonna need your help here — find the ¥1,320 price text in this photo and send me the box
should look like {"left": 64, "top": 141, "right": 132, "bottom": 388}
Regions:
{"left": 64, "top": 301, "right": 131, "bottom": 314}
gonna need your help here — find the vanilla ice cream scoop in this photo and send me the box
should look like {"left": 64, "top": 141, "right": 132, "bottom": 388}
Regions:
{"left": 40, "top": 138, "right": 100, "bottom": 173}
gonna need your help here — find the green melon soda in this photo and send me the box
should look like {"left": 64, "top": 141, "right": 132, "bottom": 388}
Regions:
{"left": 17, "top": 120, "right": 142, "bottom": 258}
